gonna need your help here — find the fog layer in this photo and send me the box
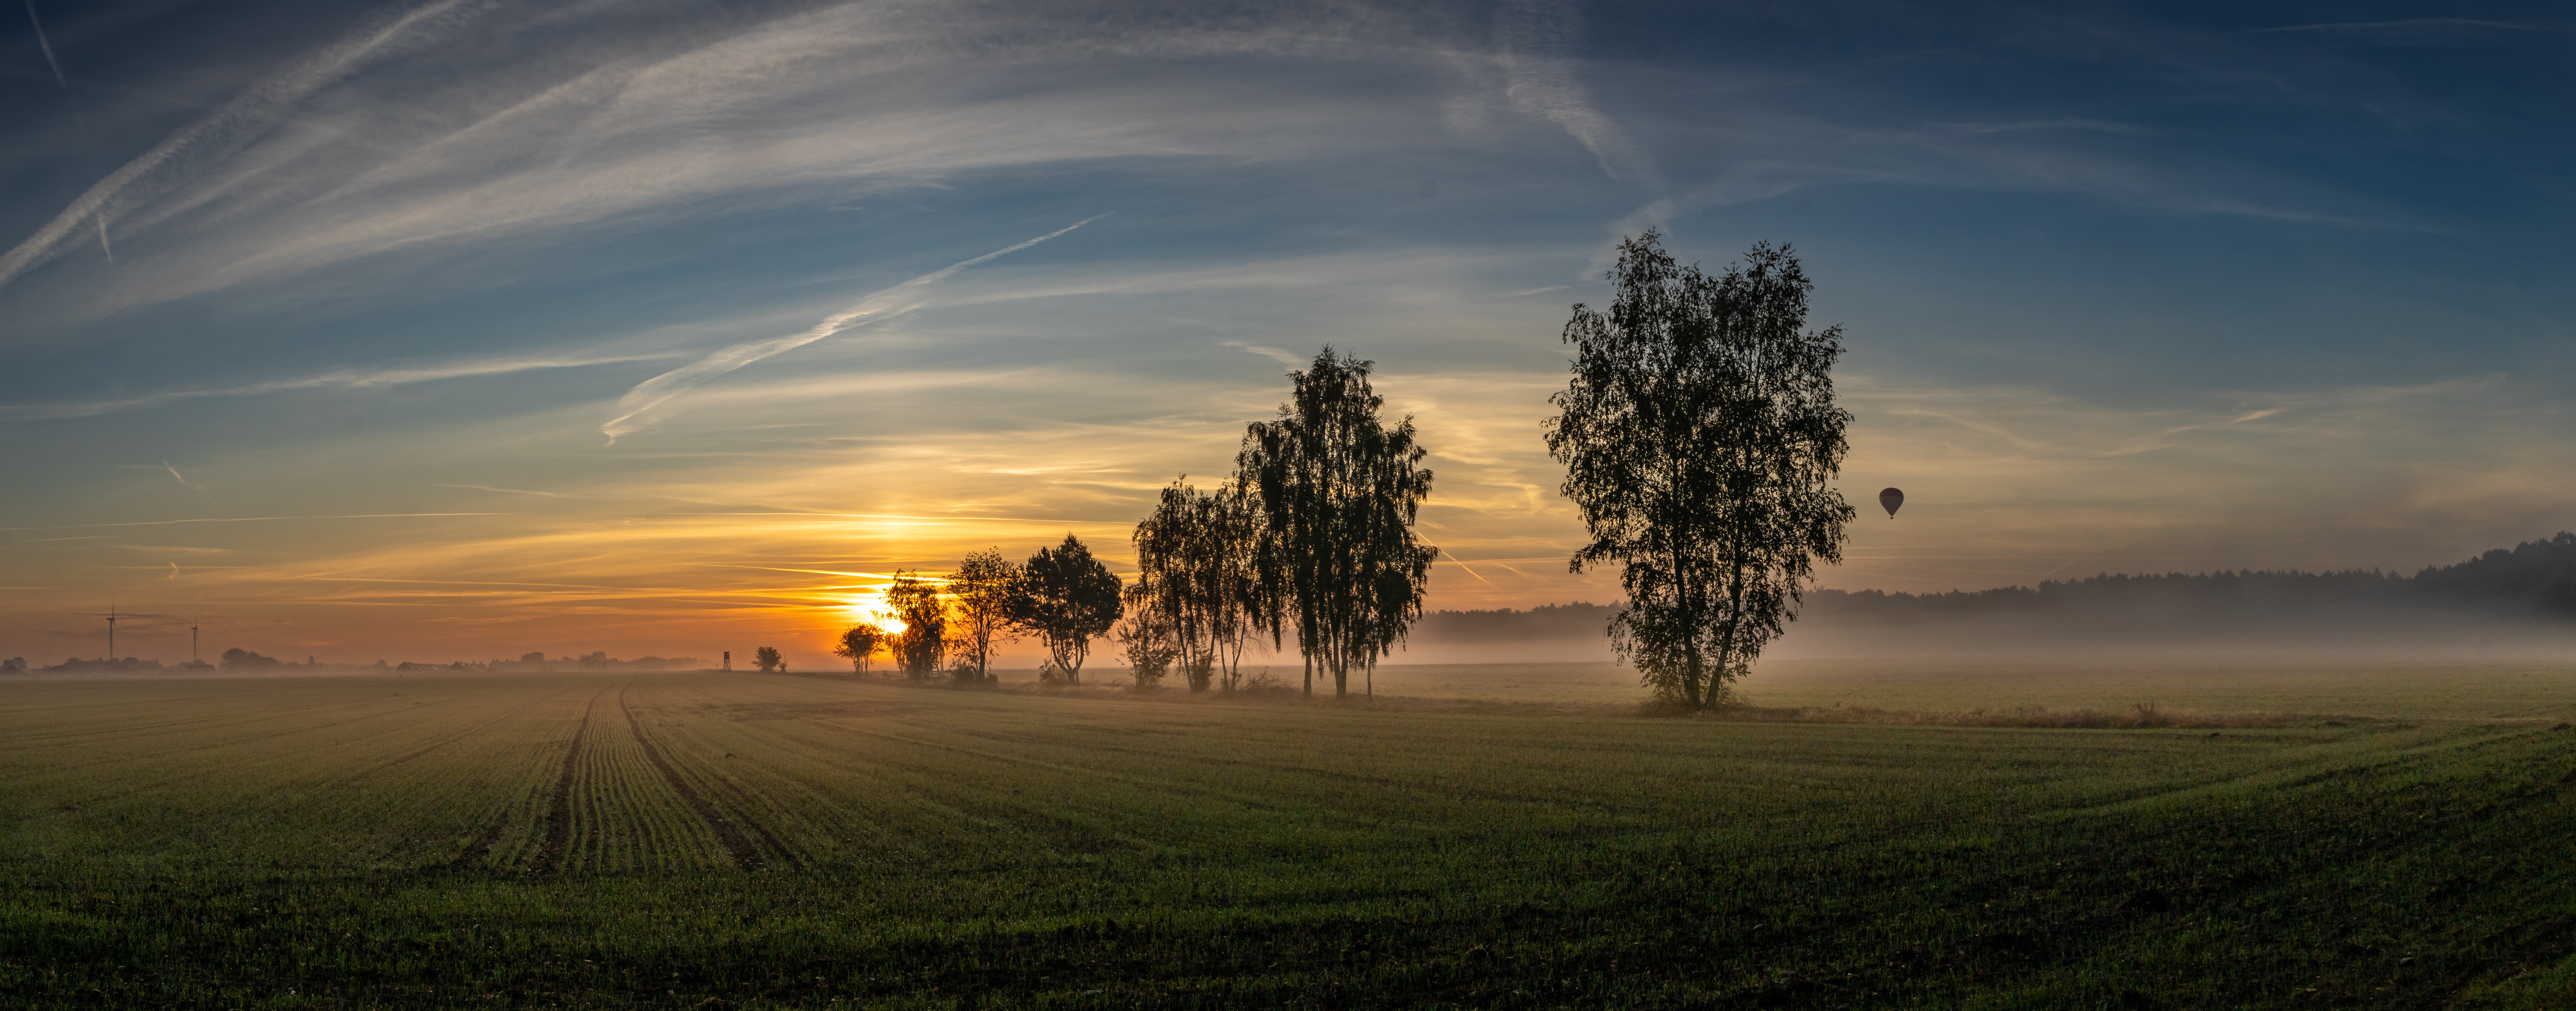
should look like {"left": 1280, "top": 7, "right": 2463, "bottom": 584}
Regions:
{"left": 1400, "top": 534, "right": 2576, "bottom": 663}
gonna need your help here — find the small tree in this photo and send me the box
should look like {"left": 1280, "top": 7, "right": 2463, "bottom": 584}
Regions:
{"left": 1114, "top": 582, "right": 1179, "bottom": 688}
{"left": 753, "top": 646, "right": 784, "bottom": 672}
{"left": 220, "top": 647, "right": 282, "bottom": 671}
{"left": 1544, "top": 231, "right": 1855, "bottom": 710}
{"left": 1204, "top": 481, "right": 1267, "bottom": 692}
{"left": 1135, "top": 478, "right": 1211, "bottom": 692}
{"left": 1237, "top": 347, "right": 1437, "bottom": 699}
{"left": 1007, "top": 534, "right": 1122, "bottom": 685}
{"left": 947, "top": 548, "right": 1018, "bottom": 685}
{"left": 1134, "top": 477, "right": 1267, "bottom": 692}
{"left": 885, "top": 572, "right": 948, "bottom": 681}
{"left": 833, "top": 623, "right": 888, "bottom": 674}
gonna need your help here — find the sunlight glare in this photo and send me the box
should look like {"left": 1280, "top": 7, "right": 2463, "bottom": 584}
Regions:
{"left": 845, "top": 591, "right": 905, "bottom": 634}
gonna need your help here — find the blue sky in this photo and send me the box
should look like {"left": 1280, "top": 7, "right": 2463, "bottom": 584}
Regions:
{"left": 3, "top": 0, "right": 2572, "bottom": 662}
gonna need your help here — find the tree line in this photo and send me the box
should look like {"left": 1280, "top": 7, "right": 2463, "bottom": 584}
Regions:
{"left": 816, "top": 348, "right": 1437, "bottom": 699}
{"left": 804, "top": 233, "right": 1858, "bottom": 711}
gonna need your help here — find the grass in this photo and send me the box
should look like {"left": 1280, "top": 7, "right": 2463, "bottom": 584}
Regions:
{"left": 0, "top": 667, "right": 2573, "bottom": 1007}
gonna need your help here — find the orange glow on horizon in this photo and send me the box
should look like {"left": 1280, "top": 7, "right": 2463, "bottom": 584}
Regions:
{"left": 843, "top": 591, "right": 906, "bottom": 634}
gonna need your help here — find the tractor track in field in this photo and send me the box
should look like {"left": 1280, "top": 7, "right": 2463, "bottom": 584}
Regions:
{"left": 357, "top": 684, "right": 591, "bottom": 787}
{"left": 388, "top": 685, "right": 590, "bottom": 871}
{"left": 619, "top": 683, "right": 776, "bottom": 871}
{"left": 447, "top": 802, "right": 514, "bottom": 870}
{"left": 535, "top": 686, "right": 614, "bottom": 873}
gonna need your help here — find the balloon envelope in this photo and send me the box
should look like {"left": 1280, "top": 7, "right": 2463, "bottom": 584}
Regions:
{"left": 1878, "top": 487, "right": 1903, "bottom": 517}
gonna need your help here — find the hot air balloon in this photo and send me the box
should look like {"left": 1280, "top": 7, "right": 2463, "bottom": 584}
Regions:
{"left": 1878, "top": 487, "right": 1903, "bottom": 518}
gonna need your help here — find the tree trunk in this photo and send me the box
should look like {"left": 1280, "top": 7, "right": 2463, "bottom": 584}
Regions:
{"left": 1674, "top": 536, "right": 1704, "bottom": 710}
{"left": 1712, "top": 561, "right": 1747, "bottom": 711}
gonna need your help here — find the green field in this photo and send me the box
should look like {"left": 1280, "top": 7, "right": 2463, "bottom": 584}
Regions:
{"left": 3, "top": 666, "right": 2574, "bottom": 1008}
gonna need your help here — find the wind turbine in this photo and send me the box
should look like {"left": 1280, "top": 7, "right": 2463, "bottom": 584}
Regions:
{"left": 104, "top": 599, "right": 117, "bottom": 662}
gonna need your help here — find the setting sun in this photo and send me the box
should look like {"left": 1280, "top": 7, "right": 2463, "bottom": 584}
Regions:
{"left": 843, "top": 592, "right": 904, "bottom": 634}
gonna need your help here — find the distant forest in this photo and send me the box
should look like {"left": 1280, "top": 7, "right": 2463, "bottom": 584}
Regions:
{"left": 1417, "top": 533, "right": 2576, "bottom": 653}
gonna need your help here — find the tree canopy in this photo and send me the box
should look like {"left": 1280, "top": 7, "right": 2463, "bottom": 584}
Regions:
{"left": 1114, "top": 583, "right": 1179, "bottom": 689}
{"left": 1544, "top": 231, "right": 1854, "bottom": 709}
{"left": 946, "top": 549, "right": 1018, "bottom": 685}
{"left": 832, "top": 623, "right": 887, "bottom": 675}
{"left": 1007, "top": 534, "right": 1123, "bottom": 685}
{"left": 1237, "top": 347, "right": 1436, "bottom": 699}
{"left": 884, "top": 572, "right": 948, "bottom": 681}
{"left": 1132, "top": 477, "right": 1265, "bottom": 692}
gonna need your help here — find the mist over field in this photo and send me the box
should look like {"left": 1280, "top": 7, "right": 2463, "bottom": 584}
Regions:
{"left": 1396, "top": 532, "right": 2576, "bottom": 665}
{"left": 17, "top": 532, "right": 2576, "bottom": 674}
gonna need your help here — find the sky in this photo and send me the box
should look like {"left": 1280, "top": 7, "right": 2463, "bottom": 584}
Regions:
{"left": 3, "top": 0, "right": 2574, "bottom": 666}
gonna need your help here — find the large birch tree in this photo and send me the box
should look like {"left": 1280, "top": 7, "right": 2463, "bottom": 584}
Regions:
{"left": 1544, "top": 231, "right": 1855, "bottom": 709}
{"left": 1237, "top": 347, "right": 1436, "bottom": 699}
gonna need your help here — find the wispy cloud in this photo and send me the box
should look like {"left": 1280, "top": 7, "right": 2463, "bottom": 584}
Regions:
{"left": 7, "top": 3, "right": 1481, "bottom": 314}
{"left": 1598, "top": 109, "right": 2415, "bottom": 232}
{"left": 0, "top": 0, "right": 488, "bottom": 290}
{"left": 1492, "top": 0, "right": 1657, "bottom": 186}
{"left": 1220, "top": 340, "right": 1307, "bottom": 367}
{"left": 1930, "top": 118, "right": 2160, "bottom": 137}
{"left": 2243, "top": 18, "right": 2566, "bottom": 38}
{"left": 0, "top": 351, "right": 665, "bottom": 420}
{"left": 599, "top": 216, "right": 1104, "bottom": 444}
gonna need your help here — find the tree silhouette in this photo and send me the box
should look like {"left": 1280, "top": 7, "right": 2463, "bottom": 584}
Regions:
{"left": 885, "top": 572, "right": 948, "bottom": 681}
{"left": 1007, "top": 534, "right": 1122, "bottom": 686}
{"left": 1203, "top": 480, "right": 1268, "bottom": 692}
{"left": 1113, "top": 582, "right": 1179, "bottom": 688}
{"left": 753, "top": 646, "right": 784, "bottom": 672}
{"left": 219, "top": 647, "right": 281, "bottom": 671}
{"left": 1134, "top": 477, "right": 1267, "bottom": 692}
{"left": 1545, "top": 231, "right": 1854, "bottom": 709}
{"left": 947, "top": 549, "right": 1018, "bottom": 685}
{"left": 833, "top": 623, "right": 888, "bottom": 674}
{"left": 1237, "top": 347, "right": 1436, "bottom": 699}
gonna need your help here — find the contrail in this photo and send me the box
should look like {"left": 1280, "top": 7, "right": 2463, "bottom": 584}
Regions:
{"left": 94, "top": 216, "right": 113, "bottom": 264}
{"left": 0, "top": 513, "right": 504, "bottom": 531}
{"left": 600, "top": 215, "right": 1106, "bottom": 445}
{"left": 0, "top": 0, "right": 480, "bottom": 290}
{"left": 22, "top": 0, "right": 64, "bottom": 89}
{"left": 0, "top": 350, "right": 660, "bottom": 420}
{"left": 431, "top": 483, "right": 570, "bottom": 498}
{"left": 1440, "top": 549, "right": 1496, "bottom": 587}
